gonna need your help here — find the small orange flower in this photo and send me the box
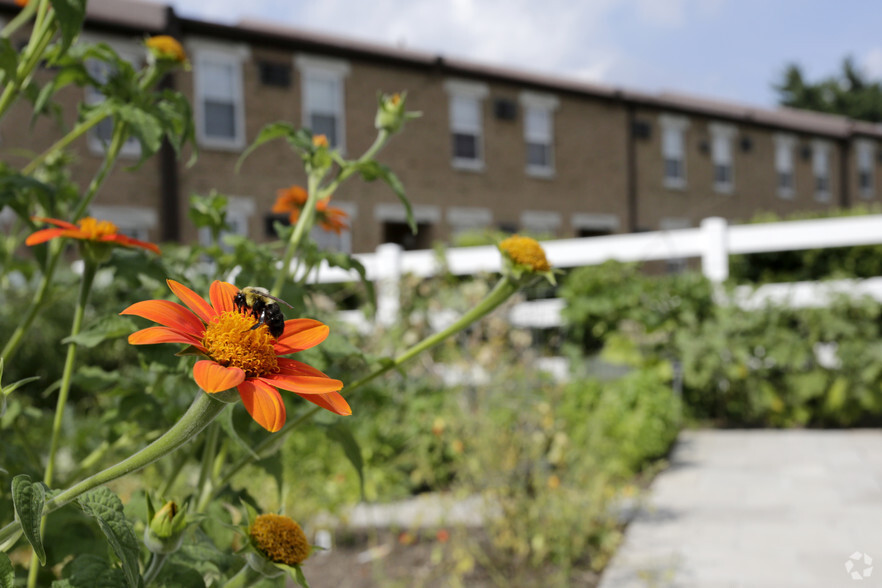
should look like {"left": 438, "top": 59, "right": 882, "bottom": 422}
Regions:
{"left": 499, "top": 235, "right": 550, "bottom": 273}
{"left": 145, "top": 35, "right": 187, "bottom": 64}
{"left": 26, "top": 216, "right": 160, "bottom": 254}
{"left": 121, "top": 280, "right": 350, "bottom": 431}
{"left": 312, "top": 134, "right": 329, "bottom": 148}
{"left": 250, "top": 514, "right": 311, "bottom": 566}
{"left": 14, "top": 0, "right": 28, "bottom": 6}
{"left": 272, "top": 185, "right": 349, "bottom": 235}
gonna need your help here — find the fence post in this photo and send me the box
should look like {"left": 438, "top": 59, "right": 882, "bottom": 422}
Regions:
{"left": 376, "top": 243, "right": 403, "bottom": 326}
{"left": 701, "top": 216, "right": 729, "bottom": 283}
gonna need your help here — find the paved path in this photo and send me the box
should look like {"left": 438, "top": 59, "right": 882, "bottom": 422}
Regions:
{"left": 599, "top": 429, "right": 882, "bottom": 588}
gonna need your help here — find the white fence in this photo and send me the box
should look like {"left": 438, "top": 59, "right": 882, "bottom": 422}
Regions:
{"left": 301, "top": 215, "right": 882, "bottom": 328}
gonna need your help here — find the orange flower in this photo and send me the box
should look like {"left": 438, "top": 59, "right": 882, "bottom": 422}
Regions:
{"left": 272, "top": 185, "right": 349, "bottom": 235}
{"left": 26, "top": 216, "right": 160, "bottom": 254}
{"left": 312, "top": 134, "right": 329, "bottom": 148}
{"left": 121, "top": 280, "right": 350, "bottom": 431}
{"left": 14, "top": 0, "right": 28, "bottom": 6}
{"left": 145, "top": 35, "right": 187, "bottom": 64}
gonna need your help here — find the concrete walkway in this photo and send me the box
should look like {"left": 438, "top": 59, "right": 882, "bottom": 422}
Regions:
{"left": 599, "top": 429, "right": 882, "bottom": 588}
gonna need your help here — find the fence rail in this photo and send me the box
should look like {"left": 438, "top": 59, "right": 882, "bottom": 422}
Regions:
{"left": 300, "top": 214, "right": 882, "bottom": 326}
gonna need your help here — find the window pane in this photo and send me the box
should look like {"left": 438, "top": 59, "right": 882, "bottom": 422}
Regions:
{"left": 527, "top": 142, "right": 550, "bottom": 167}
{"left": 202, "top": 61, "right": 235, "bottom": 99}
{"left": 94, "top": 116, "right": 114, "bottom": 142}
{"left": 860, "top": 171, "right": 872, "bottom": 191}
{"left": 310, "top": 113, "right": 338, "bottom": 147}
{"left": 305, "top": 76, "right": 339, "bottom": 112}
{"left": 453, "top": 132, "right": 478, "bottom": 160}
{"left": 204, "top": 100, "right": 236, "bottom": 139}
{"left": 778, "top": 171, "right": 793, "bottom": 191}
{"left": 451, "top": 96, "right": 480, "bottom": 131}
{"left": 662, "top": 128, "right": 683, "bottom": 157}
{"left": 714, "top": 164, "right": 731, "bottom": 185}
{"left": 525, "top": 107, "right": 551, "bottom": 140}
{"left": 665, "top": 158, "right": 683, "bottom": 180}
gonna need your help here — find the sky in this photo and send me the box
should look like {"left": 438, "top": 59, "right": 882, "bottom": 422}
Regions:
{"left": 156, "top": 0, "right": 882, "bottom": 110}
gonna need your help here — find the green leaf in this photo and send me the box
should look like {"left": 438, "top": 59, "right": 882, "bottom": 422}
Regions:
{"left": 53, "top": 554, "right": 127, "bottom": 588}
{"left": 320, "top": 422, "right": 365, "bottom": 501}
{"left": 278, "top": 563, "right": 310, "bottom": 588}
{"left": 355, "top": 161, "right": 415, "bottom": 233}
{"left": 0, "top": 38, "right": 18, "bottom": 83}
{"left": 78, "top": 487, "right": 142, "bottom": 588}
{"left": 62, "top": 316, "right": 137, "bottom": 348}
{"left": 152, "top": 564, "right": 205, "bottom": 588}
{"left": 116, "top": 103, "right": 162, "bottom": 165}
{"left": 0, "top": 552, "right": 14, "bottom": 588}
{"left": 48, "top": 0, "right": 88, "bottom": 55}
{"left": 12, "top": 475, "right": 46, "bottom": 565}
{"left": 235, "top": 121, "right": 297, "bottom": 172}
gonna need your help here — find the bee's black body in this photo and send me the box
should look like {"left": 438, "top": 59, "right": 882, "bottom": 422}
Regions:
{"left": 233, "top": 286, "right": 291, "bottom": 339}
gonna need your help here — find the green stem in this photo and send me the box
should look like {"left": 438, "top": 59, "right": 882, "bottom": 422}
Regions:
{"left": 0, "top": 241, "right": 61, "bottom": 363}
{"left": 22, "top": 114, "right": 106, "bottom": 177}
{"left": 270, "top": 130, "right": 391, "bottom": 297}
{"left": 195, "top": 423, "right": 220, "bottom": 512}
{"left": 213, "top": 276, "right": 519, "bottom": 494}
{"left": 0, "top": 390, "right": 236, "bottom": 550}
{"left": 271, "top": 174, "right": 321, "bottom": 297}
{"left": 44, "top": 261, "right": 96, "bottom": 487}
{"left": 0, "top": 0, "right": 53, "bottom": 119}
{"left": 143, "top": 552, "right": 168, "bottom": 586}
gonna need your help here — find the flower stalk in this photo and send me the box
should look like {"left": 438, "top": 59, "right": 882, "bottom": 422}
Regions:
{"left": 0, "top": 390, "right": 236, "bottom": 550}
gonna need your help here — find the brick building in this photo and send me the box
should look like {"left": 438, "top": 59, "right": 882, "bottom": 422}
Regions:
{"left": 3, "top": 0, "right": 882, "bottom": 253}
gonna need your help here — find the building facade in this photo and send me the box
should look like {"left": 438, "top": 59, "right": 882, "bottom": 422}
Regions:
{"left": 3, "top": 0, "right": 882, "bottom": 253}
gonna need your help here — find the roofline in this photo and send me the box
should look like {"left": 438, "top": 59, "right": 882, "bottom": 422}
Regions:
{"left": 1, "top": 0, "right": 880, "bottom": 140}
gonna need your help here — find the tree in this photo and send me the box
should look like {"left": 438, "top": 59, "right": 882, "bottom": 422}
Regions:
{"left": 774, "top": 57, "right": 882, "bottom": 122}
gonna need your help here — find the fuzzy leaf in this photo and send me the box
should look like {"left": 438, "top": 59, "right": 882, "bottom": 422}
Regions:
{"left": 320, "top": 422, "right": 365, "bottom": 501}
{"left": 235, "top": 121, "right": 297, "bottom": 172}
{"left": 12, "top": 475, "right": 46, "bottom": 564}
{"left": 0, "top": 552, "right": 13, "bottom": 588}
{"left": 53, "top": 554, "right": 127, "bottom": 588}
{"left": 78, "top": 487, "right": 142, "bottom": 588}
{"left": 48, "top": 0, "right": 88, "bottom": 55}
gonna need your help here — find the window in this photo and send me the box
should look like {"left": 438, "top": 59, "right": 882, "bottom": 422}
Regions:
{"left": 520, "top": 92, "right": 559, "bottom": 177}
{"left": 660, "top": 115, "right": 689, "bottom": 188}
{"left": 857, "top": 140, "right": 875, "bottom": 199}
{"left": 709, "top": 123, "right": 735, "bottom": 193}
{"left": 445, "top": 80, "right": 488, "bottom": 170}
{"left": 572, "top": 213, "right": 619, "bottom": 238}
{"left": 520, "top": 210, "right": 561, "bottom": 238}
{"left": 296, "top": 56, "right": 350, "bottom": 151}
{"left": 775, "top": 134, "right": 796, "bottom": 198}
{"left": 82, "top": 37, "right": 141, "bottom": 157}
{"left": 375, "top": 203, "right": 439, "bottom": 250}
{"left": 193, "top": 42, "right": 248, "bottom": 150}
{"left": 812, "top": 140, "right": 831, "bottom": 202}
{"left": 447, "top": 206, "right": 492, "bottom": 241}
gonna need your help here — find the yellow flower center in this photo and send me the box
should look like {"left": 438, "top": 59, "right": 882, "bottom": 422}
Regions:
{"left": 78, "top": 217, "right": 119, "bottom": 239}
{"left": 389, "top": 93, "right": 401, "bottom": 106}
{"left": 250, "top": 514, "right": 310, "bottom": 566}
{"left": 202, "top": 311, "right": 279, "bottom": 377}
{"left": 499, "top": 235, "right": 551, "bottom": 272}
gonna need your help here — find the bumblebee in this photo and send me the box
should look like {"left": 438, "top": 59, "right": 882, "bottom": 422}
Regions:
{"left": 233, "top": 286, "right": 293, "bottom": 339}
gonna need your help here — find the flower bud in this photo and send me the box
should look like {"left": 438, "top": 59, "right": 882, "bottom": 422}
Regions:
{"left": 375, "top": 92, "right": 420, "bottom": 134}
{"left": 249, "top": 513, "right": 311, "bottom": 568}
{"left": 144, "top": 500, "right": 187, "bottom": 554}
{"left": 145, "top": 35, "right": 188, "bottom": 65}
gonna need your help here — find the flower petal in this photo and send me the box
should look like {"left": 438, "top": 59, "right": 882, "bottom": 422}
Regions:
{"left": 120, "top": 299, "right": 205, "bottom": 338}
{"left": 257, "top": 372, "right": 343, "bottom": 394}
{"left": 102, "top": 234, "right": 161, "bottom": 255}
{"left": 299, "top": 390, "right": 352, "bottom": 416}
{"left": 31, "top": 216, "right": 78, "bottom": 230}
{"left": 128, "top": 326, "right": 204, "bottom": 348}
{"left": 25, "top": 228, "right": 68, "bottom": 246}
{"left": 167, "top": 279, "right": 215, "bottom": 324}
{"left": 273, "top": 319, "right": 329, "bottom": 354}
{"left": 237, "top": 379, "right": 286, "bottom": 432}
{"left": 210, "top": 280, "right": 240, "bottom": 314}
{"left": 193, "top": 360, "right": 245, "bottom": 393}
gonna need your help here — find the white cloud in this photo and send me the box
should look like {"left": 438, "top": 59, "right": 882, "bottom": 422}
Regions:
{"left": 864, "top": 48, "right": 882, "bottom": 79}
